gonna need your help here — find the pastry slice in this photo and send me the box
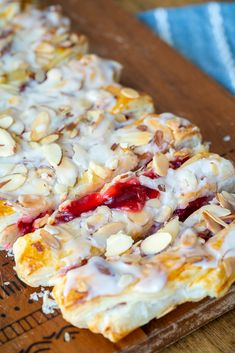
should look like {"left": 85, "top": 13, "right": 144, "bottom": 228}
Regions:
{"left": 0, "top": 1, "right": 88, "bottom": 92}
{"left": 52, "top": 197, "right": 235, "bottom": 342}
{"left": 0, "top": 112, "right": 205, "bottom": 248}
{"left": 13, "top": 152, "right": 235, "bottom": 286}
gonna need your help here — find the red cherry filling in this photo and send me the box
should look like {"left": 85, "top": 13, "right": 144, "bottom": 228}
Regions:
{"left": 174, "top": 196, "right": 211, "bottom": 222}
{"left": 169, "top": 156, "right": 189, "bottom": 169}
{"left": 55, "top": 178, "right": 160, "bottom": 224}
{"left": 17, "top": 211, "right": 52, "bottom": 236}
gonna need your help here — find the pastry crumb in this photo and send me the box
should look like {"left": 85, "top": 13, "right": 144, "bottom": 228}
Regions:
{"left": 29, "top": 288, "right": 58, "bottom": 314}
{"left": 64, "top": 332, "right": 71, "bottom": 342}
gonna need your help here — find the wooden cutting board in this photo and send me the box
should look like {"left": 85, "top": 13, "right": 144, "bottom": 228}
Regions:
{"left": 1, "top": 0, "right": 235, "bottom": 352}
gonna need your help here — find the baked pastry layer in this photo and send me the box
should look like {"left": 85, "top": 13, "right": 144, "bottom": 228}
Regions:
{"left": 0, "top": 0, "right": 234, "bottom": 343}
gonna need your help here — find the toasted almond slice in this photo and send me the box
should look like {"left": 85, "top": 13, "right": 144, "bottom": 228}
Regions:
{"left": 44, "top": 224, "right": 60, "bottom": 235}
{"left": 119, "top": 131, "right": 152, "bottom": 147}
{"left": 121, "top": 88, "right": 139, "bottom": 99}
{"left": 153, "top": 130, "right": 164, "bottom": 146}
{"left": 220, "top": 191, "right": 235, "bottom": 209}
{"left": 217, "top": 192, "right": 231, "bottom": 210}
{"left": 55, "top": 157, "right": 77, "bottom": 187}
{"left": 0, "top": 174, "right": 26, "bottom": 191}
{"left": 94, "top": 222, "right": 125, "bottom": 237}
{"left": 201, "top": 205, "right": 231, "bottom": 218}
{"left": 34, "top": 214, "right": 50, "bottom": 229}
{"left": 0, "top": 128, "right": 16, "bottom": 157}
{"left": 155, "top": 205, "right": 173, "bottom": 223}
{"left": 0, "top": 115, "right": 14, "bottom": 129}
{"left": 202, "top": 211, "right": 227, "bottom": 233}
{"left": 87, "top": 110, "right": 104, "bottom": 125}
{"left": 9, "top": 120, "right": 24, "bottom": 135}
{"left": 152, "top": 153, "right": 169, "bottom": 177}
{"left": 186, "top": 255, "right": 204, "bottom": 264}
{"left": 42, "top": 143, "right": 62, "bottom": 167}
{"left": 141, "top": 231, "right": 172, "bottom": 255}
{"left": 89, "top": 161, "right": 112, "bottom": 180}
{"left": 146, "top": 198, "right": 161, "bottom": 208}
{"left": 105, "top": 232, "right": 134, "bottom": 257}
{"left": 161, "top": 217, "right": 180, "bottom": 240}
{"left": 40, "top": 229, "right": 61, "bottom": 250}
{"left": 36, "top": 42, "right": 55, "bottom": 53}
{"left": 127, "top": 210, "right": 150, "bottom": 226}
{"left": 87, "top": 213, "right": 105, "bottom": 227}
{"left": 223, "top": 257, "right": 235, "bottom": 277}
{"left": 18, "top": 195, "right": 46, "bottom": 208}
{"left": 41, "top": 134, "right": 59, "bottom": 145}
{"left": 180, "top": 230, "right": 197, "bottom": 247}
{"left": 31, "top": 112, "right": 50, "bottom": 142}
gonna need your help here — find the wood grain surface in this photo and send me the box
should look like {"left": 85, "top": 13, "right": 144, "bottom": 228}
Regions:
{"left": 1, "top": 1, "right": 235, "bottom": 353}
{"left": 115, "top": 0, "right": 234, "bottom": 12}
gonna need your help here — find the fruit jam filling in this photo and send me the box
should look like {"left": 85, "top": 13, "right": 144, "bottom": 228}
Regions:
{"left": 143, "top": 155, "right": 190, "bottom": 179}
{"left": 174, "top": 196, "right": 212, "bottom": 222}
{"left": 55, "top": 178, "right": 159, "bottom": 224}
{"left": 17, "top": 211, "right": 53, "bottom": 236}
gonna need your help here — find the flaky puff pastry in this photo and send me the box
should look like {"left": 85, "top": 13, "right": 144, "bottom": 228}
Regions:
{"left": 1, "top": 112, "right": 206, "bottom": 250}
{"left": 52, "top": 210, "right": 235, "bottom": 342}
{"left": 13, "top": 152, "right": 235, "bottom": 288}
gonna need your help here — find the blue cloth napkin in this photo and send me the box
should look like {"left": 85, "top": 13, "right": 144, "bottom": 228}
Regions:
{"left": 138, "top": 2, "right": 235, "bottom": 94}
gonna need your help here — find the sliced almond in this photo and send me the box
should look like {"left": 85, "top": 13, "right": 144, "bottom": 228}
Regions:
{"left": 152, "top": 153, "right": 169, "bottom": 177}
{"left": 87, "top": 110, "right": 104, "bottom": 125}
{"left": 223, "top": 257, "right": 235, "bottom": 277}
{"left": 34, "top": 214, "right": 50, "bottom": 229}
{"left": 36, "top": 42, "right": 55, "bottom": 54}
{"left": 10, "top": 120, "right": 24, "bottom": 135}
{"left": 93, "top": 222, "right": 125, "bottom": 237}
{"left": 201, "top": 205, "right": 231, "bottom": 218}
{"left": 180, "top": 230, "right": 197, "bottom": 247}
{"left": 121, "top": 88, "right": 139, "bottom": 99}
{"left": 0, "top": 174, "right": 26, "bottom": 191}
{"left": 127, "top": 210, "right": 150, "bottom": 226}
{"left": 141, "top": 231, "right": 172, "bottom": 255}
{"left": 119, "top": 131, "right": 152, "bottom": 147}
{"left": 0, "top": 128, "right": 16, "bottom": 156}
{"left": 155, "top": 205, "right": 173, "bottom": 223}
{"left": 55, "top": 157, "right": 77, "bottom": 187}
{"left": 202, "top": 211, "right": 227, "bottom": 233}
{"left": 186, "top": 255, "right": 204, "bottom": 264}
{"left": 18, "top": 195, "right": 46, "bottom": 208}
{"left": 89, "top": 161, "right": 111, "bottom": 180}
{"left": 40, "top": 229, "right": 61, "bottom": 250}
{"left": 44, "top": 224, "right": 60, "bottom": 235}
{"left": 40, "top": 134, "right": 59, "bottom": 145}
{"left": 218, "top": 191, "right": 235, "bottom": 211}
{"left": 161, "top": 217, "right": 180, "bottom": 240}
{"left": 105, "top": 232, "right": 134, "bottom": 257}
{"left": 153, "top": 130, "right": 164, "bottom": 146}
{"left": 31, "top": 112, "right": 50, "bottom": 142}
{"left": 0, "top": 115, "right": 14, "bottom": 129}
{"left": 42, "top": 143, "right": 62, "bottom": 167}
{"left": 146, "top": 198, "right": 161, "bottom": 208}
